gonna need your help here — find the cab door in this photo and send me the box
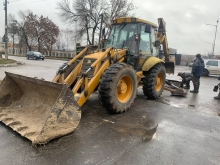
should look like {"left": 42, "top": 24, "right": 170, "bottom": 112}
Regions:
{"left": 139, "top": 24, "right": 151, "bottom": 55}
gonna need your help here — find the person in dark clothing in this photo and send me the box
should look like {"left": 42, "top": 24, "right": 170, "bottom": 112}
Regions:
{"left": 190, "top": 53, "right": 205, "bottom": 93}
{"left": 177, "top": 72, "right": 192, "bottom": 89}
{"left": 214, "top": 76, "right": 220, "bottom": 99}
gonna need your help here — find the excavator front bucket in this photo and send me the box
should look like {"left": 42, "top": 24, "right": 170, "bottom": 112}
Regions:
{"left": 0, "top": 72, "right": 81, "bottom": 145}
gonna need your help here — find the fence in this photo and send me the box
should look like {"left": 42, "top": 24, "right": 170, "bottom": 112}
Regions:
{"left": 8, "top": 47, "right": 76, "bottom": 58}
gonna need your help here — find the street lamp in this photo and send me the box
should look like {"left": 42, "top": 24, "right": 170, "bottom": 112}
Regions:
{"left": 205, "top": 19, "right": 219, "bottom": 56}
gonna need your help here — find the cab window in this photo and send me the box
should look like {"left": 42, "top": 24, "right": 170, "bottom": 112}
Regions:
{"left": 151, "top": 27, "right": 158, "bottom": 56}
{"left": 139, "top": 25, "right": 151, "bottom": 54}
{"left": 106, "top": 23, "right": 137, "bottom": 54}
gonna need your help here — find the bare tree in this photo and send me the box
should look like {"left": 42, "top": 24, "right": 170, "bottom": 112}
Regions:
{"left": 55, "top": 28, "right": 75, "bottom": 50}
{"left": 26, "top": 14, "right": 60, "bottom": 53}
{"left": 56, "top": 0, "right": 136, "bottom": 45}
{"left": 8, "top": 14, "right": 19, "bottom": 54}
{"left": 108, "top": 0, "right": 136, "bottom": 20}
{"left": 63, "top": 28, "right": 75, "bottom": 50}
{"left": 17, "top": 10, "right": 33, "bottom": 51}
{"left": 8, "top": 10, "right": 59, "bottom": 54}
{"left": 55, "top": 32, "right": 64, "bottom": 50}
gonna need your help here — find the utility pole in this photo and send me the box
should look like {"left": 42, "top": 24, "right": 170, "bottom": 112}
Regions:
{"left": 4, "top": 0, "right": 8, "bottom": 60}
{"left": 212, "top": 20, "right": 219, "bottom": 56}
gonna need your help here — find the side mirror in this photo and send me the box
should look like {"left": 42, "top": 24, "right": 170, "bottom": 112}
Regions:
{"left": 153, "top": 40, "right": 161, "bottom": 47}
{"left": 145, "top": 24, "right": 151, "bottom": 33}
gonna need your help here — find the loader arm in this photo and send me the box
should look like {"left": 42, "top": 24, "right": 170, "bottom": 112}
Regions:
{"left": 57, "top": 47, "right": 127, "bottom": 107}
{"left": 52, "top": 46, "right": 88, "bottom": 83}
{"left": 156, "top": 18, "right": 169, "bottom": 61}
{"left": 75, "top": 48, "right": 126, "bottom": 107}
{"left": 155, "top": 18, "right": 175, "bottom": 74}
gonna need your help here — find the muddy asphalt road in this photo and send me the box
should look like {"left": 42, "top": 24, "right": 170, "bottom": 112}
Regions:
{"left": 0, "top": 56, "right": 220, "bottom": 165}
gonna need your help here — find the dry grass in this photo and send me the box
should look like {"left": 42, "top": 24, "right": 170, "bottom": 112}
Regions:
{"left": 0, "top": 58, "right": 17, "bottom": 64}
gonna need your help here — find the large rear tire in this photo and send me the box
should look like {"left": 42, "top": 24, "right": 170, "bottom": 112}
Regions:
{"left": 143, "top": 63, "right": 166, "bottom": 99}
{"left": 99, "top": 63, "right": 137, "bottom": 114}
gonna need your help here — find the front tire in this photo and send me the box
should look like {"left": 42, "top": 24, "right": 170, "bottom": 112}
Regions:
{"left": 203, "top": 69, "right": 209, "bottom": 76}
{"left": 99, "top": 63, "right": 137, "bottom": 114}
{"left": 143, "top": 63, "right": 166, "bottom": 99}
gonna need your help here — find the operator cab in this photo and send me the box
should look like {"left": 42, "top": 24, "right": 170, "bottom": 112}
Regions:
{"left": 105, "top": 17, "right": 159, "bottom": 69}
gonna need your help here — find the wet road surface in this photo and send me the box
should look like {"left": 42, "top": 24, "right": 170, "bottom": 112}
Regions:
{"left": 0, "top": 56, "right": 220, "bottom": 165}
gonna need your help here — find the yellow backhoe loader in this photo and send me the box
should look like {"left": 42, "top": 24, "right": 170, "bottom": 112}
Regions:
{"left": 0, "top": 17, "right": 182, "bottom": 145}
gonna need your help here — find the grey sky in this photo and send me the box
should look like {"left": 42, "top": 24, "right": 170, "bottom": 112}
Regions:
{"left": 0, "top": 0, "right": 219, "bottom": 55}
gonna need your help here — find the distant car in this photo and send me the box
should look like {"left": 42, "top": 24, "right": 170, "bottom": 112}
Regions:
{"left": 189, "top": 59, "right": 220, "bottom": 76}
{"left": 26, "top": 51, "right": 45, "bottom": 60}
{"left": 203, "top": 59, "right": 220, "bottom": 76}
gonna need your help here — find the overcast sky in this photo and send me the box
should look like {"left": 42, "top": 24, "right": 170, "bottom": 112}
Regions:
{"left": 0, "top": 0, "right": 219, "bottom": 55}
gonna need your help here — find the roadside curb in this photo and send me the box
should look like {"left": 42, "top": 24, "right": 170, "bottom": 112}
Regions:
{"left": 0, "top": 61, "right": 25, "bottom": 67}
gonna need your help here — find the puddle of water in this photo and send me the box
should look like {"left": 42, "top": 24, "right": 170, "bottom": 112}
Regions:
{"left": 169, "top": 102, "right": 180, "bottom": 108}
{"left": 141, "top": 124, "right": 158, "bottom": 142}
{"left": 169, "top": 102, "right": 189, "bottom": 109}
{"left": 158, "top": 98, "right": 197, "bottom": 110}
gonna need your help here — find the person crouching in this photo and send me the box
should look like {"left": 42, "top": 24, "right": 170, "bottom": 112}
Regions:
{"left": 177, "top": 72, "right": 192, "bottom": 89}
{"left": 214, "top": 76, "right": 220, "bottom": 99}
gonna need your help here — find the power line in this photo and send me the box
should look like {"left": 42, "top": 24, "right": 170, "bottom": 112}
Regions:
{"left": 9, "top": 0, "right": 46, "bottom": 7}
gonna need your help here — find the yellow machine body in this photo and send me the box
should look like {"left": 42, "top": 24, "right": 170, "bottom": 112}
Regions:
{"left": 0, "top": 17, "right": 176, "bottom": 145}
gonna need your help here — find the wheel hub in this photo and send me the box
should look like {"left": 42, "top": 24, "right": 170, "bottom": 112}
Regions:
{"left": 156, "top": 73, "right": 163, "bottom": 91}
{"left": 117, "top": 82, "right": 127, "bottom": 94}
{"left": 116, "top": 75, "right": 133, "bottom": 103}
{"left": 156, "top": 77, "right": 161, "bottom": 86}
